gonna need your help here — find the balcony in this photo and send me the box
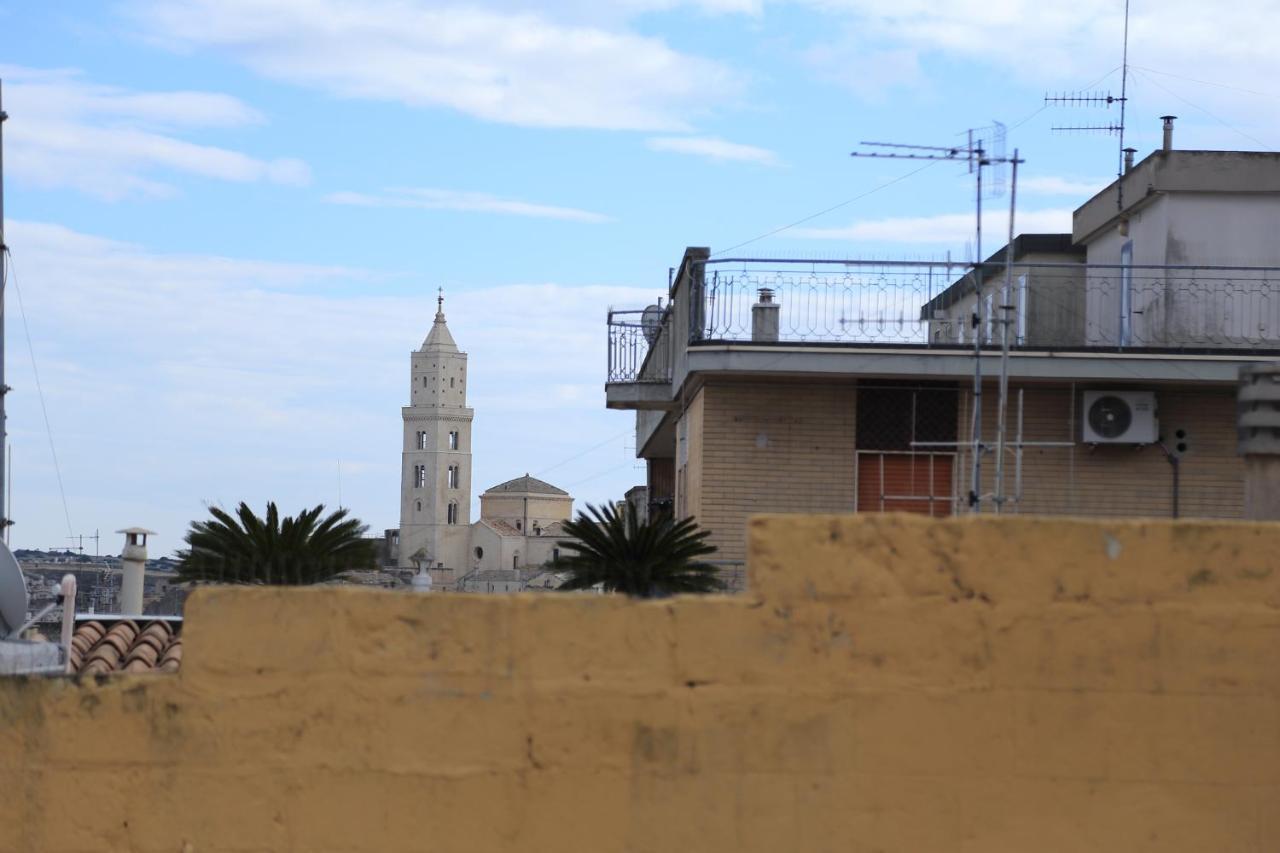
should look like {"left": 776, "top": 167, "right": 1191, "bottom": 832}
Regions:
{"left": 606, "top": 257, "right": 1280, "bottom": 407}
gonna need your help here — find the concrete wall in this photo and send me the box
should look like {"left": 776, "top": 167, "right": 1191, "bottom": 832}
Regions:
{"left": 2, "top": 513, "right": 1279, "bottom": 852}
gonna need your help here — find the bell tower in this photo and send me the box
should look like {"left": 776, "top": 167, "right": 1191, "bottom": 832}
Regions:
{"left": 399, "top": 290, "right": 473, "bottom": 572}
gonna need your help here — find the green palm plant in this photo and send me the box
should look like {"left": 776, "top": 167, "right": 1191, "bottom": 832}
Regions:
{"left": 556, "top": 502, "right": 722, "bottom": 597}
{"left": 176, "top": 502, "right": 377, "bottom": 585}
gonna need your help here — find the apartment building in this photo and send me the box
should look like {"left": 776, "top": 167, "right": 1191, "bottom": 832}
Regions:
{"left": 606, "top": 136, "right": 1280, "bottom": 561}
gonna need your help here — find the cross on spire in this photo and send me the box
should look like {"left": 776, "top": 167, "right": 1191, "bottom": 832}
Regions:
{"left": 437, "top": 287, "right": 444, "bottom": 313}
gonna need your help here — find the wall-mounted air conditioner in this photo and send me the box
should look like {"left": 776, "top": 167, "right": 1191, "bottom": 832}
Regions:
{"left": 1082, "top": 390, "right": 1158, "bottom": 444}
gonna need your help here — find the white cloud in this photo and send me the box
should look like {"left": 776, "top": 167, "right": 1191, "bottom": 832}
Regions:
{"left": 646, "top": 135, "right": 780, "bottom": 165}
{"left": 792, "top": 207, "right": 1074, "bottom": 244}
{"left": 1020, "top": 176, "right": 1110, "bottom": 197}
{"left": 793, "top": 0, "right": 1280, "bottom": 139}
{"left": 1, "top": 65, "right": 311, "bottom": 199}
{"left": 326, "top": 188, "right": 611, "bottom": 223}
{"left": 3, "top": 221, "right": 652, "bottom": 551}
{"left": 127, "top": 0, "right": 743, "bottom": 131}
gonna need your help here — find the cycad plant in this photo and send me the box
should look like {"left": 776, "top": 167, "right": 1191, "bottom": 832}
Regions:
{"left": 556, "top": 502, "right": 722, "bottom": 597}
{"left": 176, "top": 502, "right": 377, "bottom": 585}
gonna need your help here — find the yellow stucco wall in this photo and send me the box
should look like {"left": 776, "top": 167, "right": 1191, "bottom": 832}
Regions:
{"left": 2, "top": 514, "right": 1279, "bottom": 852}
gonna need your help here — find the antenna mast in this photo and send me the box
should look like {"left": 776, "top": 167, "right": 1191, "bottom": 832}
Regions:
{"left": 0, "top": 80, "right": 9, "bottom": 537}
{"left": 852, "top": 125, "right": 1021, "bottom": 512}
{"left": 1045, "top": 0, "right": 1133, "bottom": 209}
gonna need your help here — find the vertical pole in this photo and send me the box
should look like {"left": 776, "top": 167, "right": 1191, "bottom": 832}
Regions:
{"left": 1117, "top": 0, "right": 1130, "bottom": 212}
{"left": 994, "top": 151, "right": 1019, "bottom": 512}
{"left": 0, "top": 80, "right": 8, "bottom": 537}
{"left": 968, "top": 143, "right": 984, "bottom": 511}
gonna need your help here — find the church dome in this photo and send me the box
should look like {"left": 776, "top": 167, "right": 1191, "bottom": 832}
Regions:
{"left": 482, "top": 474, "right": 569, "bottom": 496}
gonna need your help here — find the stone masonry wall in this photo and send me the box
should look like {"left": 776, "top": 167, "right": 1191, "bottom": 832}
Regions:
{"left": 1, "top": 514, "right": 1278, "bottom": 852}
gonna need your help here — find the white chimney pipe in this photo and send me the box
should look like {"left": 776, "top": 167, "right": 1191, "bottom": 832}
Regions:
{"left": 59, "top": 574, "right": 76, "bottom": 674}
{"left": 1161, "top": 116, "right": 1177, "bottom": 152}
{"left": 117, "top": 527, "right": 155, "bottom": 614}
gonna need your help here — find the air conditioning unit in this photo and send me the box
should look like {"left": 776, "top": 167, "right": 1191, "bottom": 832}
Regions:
{"left": 1082, "top": 390, "right": 1158, "bottom": 444}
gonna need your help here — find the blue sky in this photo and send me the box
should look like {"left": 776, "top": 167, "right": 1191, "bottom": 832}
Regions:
{"left": 1, "top": 0, "right": 1276, "bottom": 554}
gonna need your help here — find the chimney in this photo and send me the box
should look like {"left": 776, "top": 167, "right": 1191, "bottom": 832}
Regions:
{"left": 1160, "top": 115, "right": 1177, "bottom": 152}
{"left": 751, "top": 287, "right": 780, "bottom": 342}
{"left": 116, "top": 527, "right": 155, "bottom": 614}
{"left": 1123, "top": 147, "right": 1137, "bottom": 172}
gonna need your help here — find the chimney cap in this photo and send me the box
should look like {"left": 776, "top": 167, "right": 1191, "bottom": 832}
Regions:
{"left": 1160, "top": 114, "right": 1178, "bottom": 121}
{"left": 116, "top": 527, "right": 157, "bottom": 536}
{"left": 1122, "top": 146, "right": 1138, "bottom": 153}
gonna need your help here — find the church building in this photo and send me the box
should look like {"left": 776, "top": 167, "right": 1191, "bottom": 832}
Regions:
{"left": 396, "top": 295, "right": 575, "bottom": 588}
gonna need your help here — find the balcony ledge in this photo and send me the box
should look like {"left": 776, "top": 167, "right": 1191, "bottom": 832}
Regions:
{"left": 605, "top": 381, "right": 676, "bottom": 411}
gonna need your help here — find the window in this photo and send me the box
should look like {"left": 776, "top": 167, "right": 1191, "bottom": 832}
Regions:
{"left": 474, "top": 546, "right": 484, "bottom": 559}
{"left": 415, "top": 500, "right": 421, "bottom": 512}
{"left": 448, "top": 431, "right": 459, "bottom": 450}
{"left": 447, "top": 465, "right": 459, "bottom": 489}
{"left": 513, "top": 554, "right": 519, "bottom": 570}
{"left": 447, "top": 502, "right": 458, "bottom": 525}
{"left": 417, "top": 431, "right": 429, "bottom": 450}
{"left": 1120, "top": 240, "right": 1134, "bottom": 347}
{"left": 515, "top": 520, "right": 522, "bottom": 531}
{"left": 450, "top": 377, "right": 455, "bottom": 388}
{"left": 414, "top": 465, "right": 426, "bottom": 488}
{"left": 422, "top": 377, "right": 427, "bottom": 388}
{"left": 552, "top": 547, "right": 560, "bottom": 562}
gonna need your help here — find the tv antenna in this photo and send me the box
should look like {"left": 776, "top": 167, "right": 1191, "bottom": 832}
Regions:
{"left": 851, "top": 124, "right": 1023, "bottom": 512}
{"left": 1044, "top": 0, "right": 1133, "bottom": 209}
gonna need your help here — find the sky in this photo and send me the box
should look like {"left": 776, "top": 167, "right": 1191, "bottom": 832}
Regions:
{"left": 1, "top": 0, "right": 1278, "bottom": 555}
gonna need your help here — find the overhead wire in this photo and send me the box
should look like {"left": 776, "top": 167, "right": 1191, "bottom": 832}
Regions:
{"left": 710, "top": 159, "right": 941, "bottom": 257}
{"left": 534, "top": 428, "right": 632, "bottom": 479}
{"left": 1129, "top": 67, "right": 1274, "bottom": 150}
{"left": 1129, "top": 65, "right": 1280, "bottom": 102}
{"left": 4, "top": 247, "right": 74, "bottom": 539}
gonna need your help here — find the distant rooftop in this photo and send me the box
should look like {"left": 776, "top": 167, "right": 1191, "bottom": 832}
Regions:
{"left": 482, "top": 474, "right": 569, "bottom": 497}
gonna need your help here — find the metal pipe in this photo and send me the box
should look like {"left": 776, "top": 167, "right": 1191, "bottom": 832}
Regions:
{"left": 968, "top": 138, "right": 984, "bottom": 512}
{"left": 1161, "top": 115, "right": 1177, "bottom": 152}
{"left": 0, "top": 80, "right": 8, "bottom": 537}
{"left": 994, "top": 151, "right": 1019, "bottom": 512}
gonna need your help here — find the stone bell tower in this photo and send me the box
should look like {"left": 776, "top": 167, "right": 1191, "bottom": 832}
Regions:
{"left": 398, "top": 290, "right": 473, "bottom": 571}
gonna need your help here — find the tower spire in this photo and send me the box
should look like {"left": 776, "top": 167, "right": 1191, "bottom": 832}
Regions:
{"left": 437, "top": 287, "right": 444, "bottom": 317}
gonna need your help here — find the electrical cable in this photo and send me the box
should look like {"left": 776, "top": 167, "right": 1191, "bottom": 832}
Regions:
{"left": 711, "top": 160, "right": 940, "bottom": 257}
{"left": 1130, "top": 67, "right": 1274, "bottom": 150}
{"left": 534, "top": 428, "right": 631, "bottom": 479}
{"left": 4, "top": 247, "right": 74, "bottom": 539}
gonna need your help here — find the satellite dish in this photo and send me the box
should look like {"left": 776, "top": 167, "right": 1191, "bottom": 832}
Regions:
{"left": 0, "top": 542, "right": 28, "bottom": 638}
{"left": 1087, "top": 395, "right": 1133, "bottom": 440}
{"left": 641, "top": 304, "right": 664, "bottom": 344}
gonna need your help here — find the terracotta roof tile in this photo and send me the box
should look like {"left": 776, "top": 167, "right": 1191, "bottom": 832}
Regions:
{"left": 70, "top": 618, "right": 182, "bottom": 676}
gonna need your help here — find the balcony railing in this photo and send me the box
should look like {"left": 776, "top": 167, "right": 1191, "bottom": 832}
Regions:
{"left": 695, "top": 259, "right": 1280, "bottom": 351}
{"left": 607, "top": 308, "right": 672, "bottom": 383}
{"left": 607, "top": 258, "right": 1280, "bottom": 383}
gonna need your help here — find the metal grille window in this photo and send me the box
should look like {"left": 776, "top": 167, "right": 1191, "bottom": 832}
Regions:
{"left": 855, "top": 383, "right": 959, "bottom": 516}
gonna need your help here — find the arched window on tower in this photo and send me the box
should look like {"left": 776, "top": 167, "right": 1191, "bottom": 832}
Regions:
{"left": 447, "top": 502, "right": 458, "bottom": 525}
{"left": 415, "top": 500, "right": 421, "bottom": 512}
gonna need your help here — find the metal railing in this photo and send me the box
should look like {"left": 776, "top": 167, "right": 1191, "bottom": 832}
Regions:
{"left": 694, "top": 259, "right": 1280, "bottom": 351}
{"left": 607, "top": 259, "right": 1280, "bottom": 382}
{"left": 607, "top": 308, "right": 673, "bottom": 383}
